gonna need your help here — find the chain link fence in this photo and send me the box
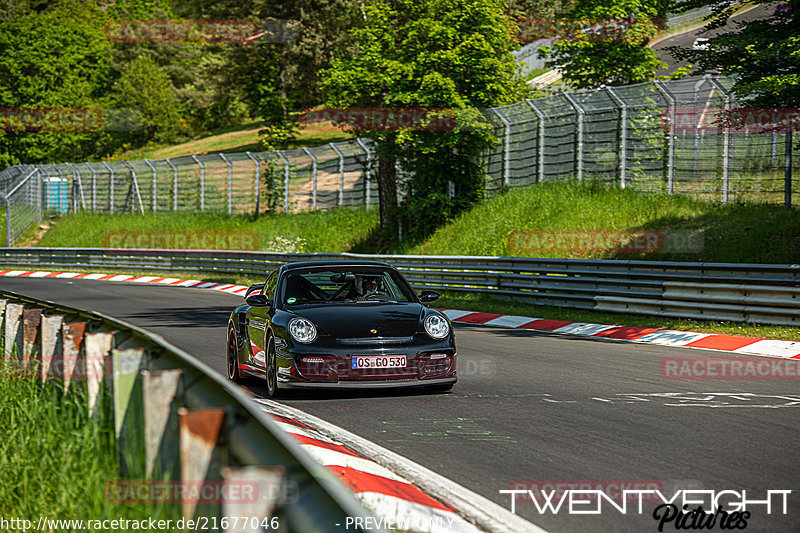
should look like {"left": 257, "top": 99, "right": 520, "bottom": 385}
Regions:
{"left": 1, "top": 75, "right": 797, "bottom": 245}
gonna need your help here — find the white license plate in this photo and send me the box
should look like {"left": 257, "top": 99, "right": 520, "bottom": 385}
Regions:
{"left": 351, "top": 355, "right": 407, "bottom": 369}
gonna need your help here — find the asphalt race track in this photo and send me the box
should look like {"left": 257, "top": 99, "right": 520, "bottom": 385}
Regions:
{"left": 3, "top": 277, "right": 798, "bottom": 533}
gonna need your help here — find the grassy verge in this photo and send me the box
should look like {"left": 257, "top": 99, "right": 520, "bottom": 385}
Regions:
{"left": 32, "top": 209, "right": 378, "bottom": 252}
{"left": 0, "top": 361, "right": 178, "bottom": 523}
{"left": 407, "top": 181, "right": 800, "bottom": 264}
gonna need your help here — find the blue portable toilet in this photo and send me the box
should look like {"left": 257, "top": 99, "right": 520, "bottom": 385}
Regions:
{"left": 44, "top": 177, "right": 68, "bottom": 213}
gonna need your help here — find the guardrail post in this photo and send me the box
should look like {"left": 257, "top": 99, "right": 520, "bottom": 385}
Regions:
{"left": 654, "top": 81, "right": 676, "bottom": 194}
{"left": 121, "top": 160, "right": 145, "bottom": 214}
{"left": 246, "top": 152, "right": 260, "bottom": 216}
{"left": 192, "top": 155, "right": 206, "bottom": 211}
{"left": 141, "top": 369, "right": 184, "bottom": 480}
{"left": 21, "top": 308, "right": 43, "bottom": 376}
{"left": 166, "top": 159, "right": 179, "bottom": 211}
{"left": 3, "top": 302, "right": 23, "bottom": 363}
{"left": 276, "top": 151, "right": 290, "bottom": 213}
{"left": 102, "top": 161, "right": 115, "bottom": 213}
{"left": 302, "top": 147, "right": 318, "bottom": 210}
{"left": 62, "top": 321, "right": 87, "bottom": 394}
{"left": 112, "top": 347, "right": 147, "bottom": 477}
{"left": 329, "top": 143, "right": 345, "bottom": 206}
{"left": 604, "top": 86, "right": 627, "bottom": 188}
{"left": 221, "top": 466, "right": 286, "bottom": 532}
{"left": 219, "top": 153, "right": 233, "bottom": 215}
{"left": 144, "top": 159, "right": 158, "bottom": 212}
{"left": 492, "top": 108, "right": 512, "bottom": 187}
{"left": 525, "top": 99, "right": 546, "bottom": 183}
{"left": 85, "top": 331, "right": 114, "bottom": 418}
{"left": 40, "top": 314, "right": 64, "bottom": 382}
{"left": 563, "top": 93, "right": 585, "bottom": 182}
{"left": 179, "top": 407, "right": 229, "bottom": 522}
{"left": 356, "top": 138, "right": 372, "bottom": 207}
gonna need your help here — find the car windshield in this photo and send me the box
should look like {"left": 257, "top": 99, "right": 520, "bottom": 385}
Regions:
{"left": 280, "top": 267, "right": 417, "bottom": 305}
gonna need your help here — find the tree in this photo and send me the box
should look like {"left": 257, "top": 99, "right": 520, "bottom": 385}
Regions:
{"left": 322, "top": 0, "right": 526, "bottom": 246}
{"left": 539, "top": 0, "right": 665, "bottom": 88}
{"left": 0, "top": 0, "right": 114, "bottom": 166}
{"left": 669, "top": 0, "right": 800, "bottom": 108}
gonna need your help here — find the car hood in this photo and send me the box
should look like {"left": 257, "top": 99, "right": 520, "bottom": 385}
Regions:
{"left": 293, "top": 302, "right": 424, "bottom": 338}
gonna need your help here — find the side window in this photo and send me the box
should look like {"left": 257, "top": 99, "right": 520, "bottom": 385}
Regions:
{"left": 263, "top": 271, "right": 278, "bottom": 300}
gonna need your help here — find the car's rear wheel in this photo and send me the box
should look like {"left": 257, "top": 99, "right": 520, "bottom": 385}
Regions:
{"left": 265, "top": 334, "right": 282, "bottom": 398}
{"left": 227, "top": 326, "right": 242, "bottom": 383}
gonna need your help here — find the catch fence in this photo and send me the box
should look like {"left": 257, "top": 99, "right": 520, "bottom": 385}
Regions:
{"left": 1, "top": 75, "right": 797, "bottom": 245}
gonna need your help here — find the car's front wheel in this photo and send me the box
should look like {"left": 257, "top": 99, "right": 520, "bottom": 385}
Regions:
{"left": 227, "top": 326, "right": 242, "bottom": 383}
{"left": 265, "top": 334, "right": 281, "bottom": 398}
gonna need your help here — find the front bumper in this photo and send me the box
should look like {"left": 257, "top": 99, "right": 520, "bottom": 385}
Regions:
{"left": 278, "top": 376, "right": 457, "bottom": 389}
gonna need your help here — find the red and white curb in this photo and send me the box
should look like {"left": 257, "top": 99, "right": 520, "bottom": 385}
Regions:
{"left": 0, "top": 269, "right": 251, "bottom": 296}
{"left": 441, "top": 310, "right": 800, "bottom": 360}
{"left": 257, "top": 399, "right": 545, "bottom": 533}
{"left": 2, "top": 269, "right": 797, "bottom": 359}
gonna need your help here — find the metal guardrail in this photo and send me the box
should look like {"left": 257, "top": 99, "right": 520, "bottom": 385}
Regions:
{"left": 1, "top": 248, "right": 798, "bottom": 326}
{"left": 0, "top": 288, "right": 381, "bottom": 533}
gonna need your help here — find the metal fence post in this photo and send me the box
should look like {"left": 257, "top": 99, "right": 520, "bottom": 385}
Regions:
{"left": 525, "top": 99, "right": 546, "bottom": 183}
{"left": 1, "top": 193, "right": 9, "bottom": 246}
{"left": 356, "top": 138, "right": 372, "bottom": 207}
{"left": 302, "top": 147, "right": 318, "bottom": 210}
{"left": 245, "top": 152, "right": 260, "bottom": 215}
{"left": 276, "top": 151, "right": 290, "bottom": 213}
{"left": 66, "top": 163, "right": 87, "bottom": 210}
{"left": 102, "top": 162, "right": 115, "bottom": 214}
{"left": 191, "top": 155, "right": 205, "bottom": 211}
{"left": 165, "top": 159, "right": 178, "bottom": 211}
{"left": 563, "top": 93, "right": 585, "bottom": 182}
{"left": 329, "top": 143, "right": 345, "bottom": 207}
{"left": 604, "top": 87, "right": 627, "bottom": 188}
{"left": 707, "top": 77, "right": 732, "bottom": 203}
{"left": 121, "top": 160, "right": 145, "bottom": 214}
{"left": 144, "top": 159, "right": 158, "bottom": 212}
{"left": 492, "top": 108, "right": 512, "bottom": 186}
{"left": 692, "top": 77, "right": 708, "bottom": 176}
{"left": 33, "top": 166, "right": 43, "bottom": 222}
{"left": 786, "top": 130, "right": 793, "bottom": 209}
{"left": 654, "top": 81, "right": 676, "bottom": 194}
{"left": 219, "top": 154, "right": 233, "bottom": 215}
{"left": 83, "top": 163, "right": 97, "bottom": 211}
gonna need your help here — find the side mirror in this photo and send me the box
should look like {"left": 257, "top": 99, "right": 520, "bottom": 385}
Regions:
{"left": 245, "top": 283, "right": 265, "bottom": 297}
{"left": 245, "top": 294, "right": 271, "bottom": 307}
{"left": 418, "top": 290, "right": 440, "bottom": 303}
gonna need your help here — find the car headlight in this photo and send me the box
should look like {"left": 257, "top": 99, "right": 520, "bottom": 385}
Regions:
{"left": 288, "top": 317, "right": 317, "bottom": 344}
{"left": 424, "top": 314, "right": 449, "bottom": 339}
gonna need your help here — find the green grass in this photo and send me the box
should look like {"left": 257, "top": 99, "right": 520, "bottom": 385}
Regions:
{"left": 408, "top": 181, "right": 800, "bottom": 264}
{"left": 113, "top": 119, "right": 355, "bottom": 161}
{"left": 0, "top": 361, "right": 178, "bottom": 524}
{"left": 34, "top": 208, "right": 378, "bottom": 253}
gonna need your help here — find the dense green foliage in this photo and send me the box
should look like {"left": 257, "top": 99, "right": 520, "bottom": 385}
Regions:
{"left": 323, "top": 0, "right": 527, "bottom": 245}
{"left": 539, "top": 0, "right": 666, "bottom": 88}
{"left": 670, "top": 0, "right": 800, "bottom": 108}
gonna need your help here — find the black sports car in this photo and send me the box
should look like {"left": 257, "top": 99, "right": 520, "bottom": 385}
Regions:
{"left": 226, "top": 260, "right": 456, "bottom": 397}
